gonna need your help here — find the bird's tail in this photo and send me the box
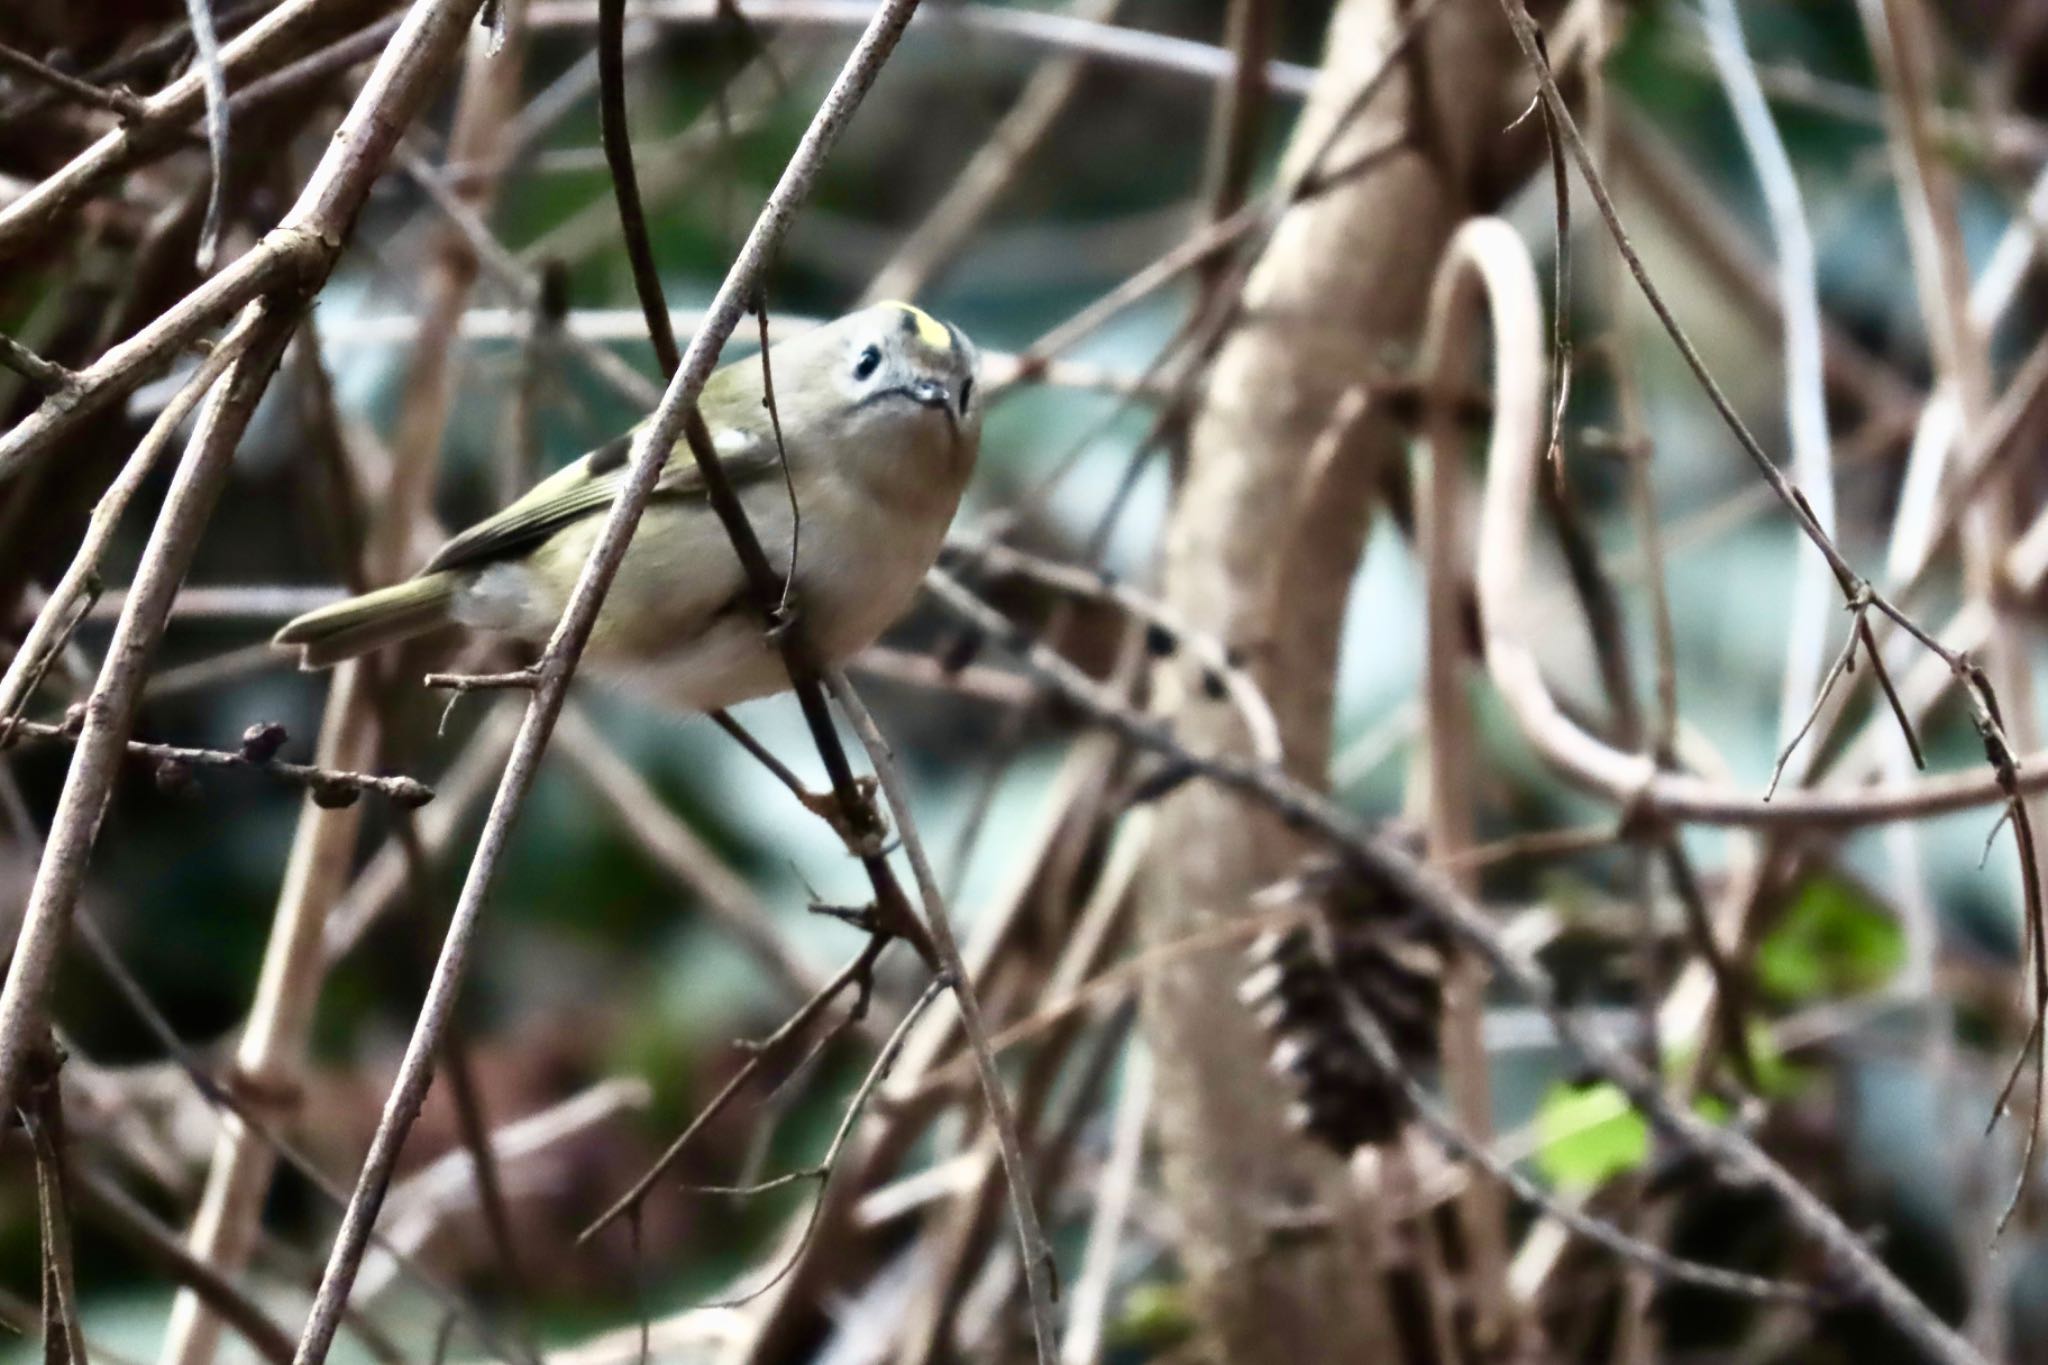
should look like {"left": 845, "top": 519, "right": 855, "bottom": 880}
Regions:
{"left": 273, "top": 573, "right": 458, "bottom": 670}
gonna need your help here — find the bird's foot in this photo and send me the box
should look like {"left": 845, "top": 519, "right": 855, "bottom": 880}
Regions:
{"left": 798, "top": 776, "right": 888, "bottom": 856}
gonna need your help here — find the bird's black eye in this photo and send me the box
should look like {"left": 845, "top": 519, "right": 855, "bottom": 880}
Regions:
{"left": 958, "top": 377, "right": 974, "bottom": 412}
{"left": 852, "top": 345, "right": 882, "bottom": 381}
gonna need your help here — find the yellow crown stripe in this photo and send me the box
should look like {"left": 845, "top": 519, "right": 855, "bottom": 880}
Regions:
{"left": 881, "top": 300, "right": 953, "bottom": 351}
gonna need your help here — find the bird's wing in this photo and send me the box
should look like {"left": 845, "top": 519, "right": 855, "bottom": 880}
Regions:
{"left": 420, "top": 421, "right": 782, "bottom": 575}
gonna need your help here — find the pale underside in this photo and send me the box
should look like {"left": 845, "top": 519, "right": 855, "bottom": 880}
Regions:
{"left": 449, "top": 457, "right": 959, "bottom": 713}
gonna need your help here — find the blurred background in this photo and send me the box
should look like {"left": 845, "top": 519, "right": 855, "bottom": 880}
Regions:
{"left": 7, "top": 0, "right": 2048, "bottom": 1360}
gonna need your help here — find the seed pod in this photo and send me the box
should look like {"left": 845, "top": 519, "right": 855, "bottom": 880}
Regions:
{"left": 1239, "top": 851, "right": 1447, "bottom": 1154}
{"left": 240, "top": 721, "right": 289, "bottom": 763}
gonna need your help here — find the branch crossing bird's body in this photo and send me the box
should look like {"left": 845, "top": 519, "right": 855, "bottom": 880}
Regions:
{"left": 275, "top": 303, "right": 982, "bottom": 712}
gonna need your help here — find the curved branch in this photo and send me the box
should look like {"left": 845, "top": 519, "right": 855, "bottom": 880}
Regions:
{"left": 1448, "top": 213, "right": 2048, "bottom": 828}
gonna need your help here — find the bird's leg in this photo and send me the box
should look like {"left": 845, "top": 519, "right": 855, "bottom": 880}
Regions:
{"left": 709, "top": 709, "right": 885, "bottom": 853}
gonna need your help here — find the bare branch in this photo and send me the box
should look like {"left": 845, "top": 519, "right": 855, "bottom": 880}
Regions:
{"left": 70, "top": 1168, "right": 298, "bottom": 1365}
{"left": 1329, "top": 984, "right": 1819, "bottom": 1306}
{"left": 0, "top": 0, "right": 330, "bottom": 259}
{"left": 525, "top": 0, "right": 1319, "bottom": 95}
{"left": 0, "top": 39, "right": 149, "bottom": 120}
{"left": 0, "top": 312, "right": 264, "bottom": 726}
{"left": 0, "top": 333, "right": 77, "bottom": 397}
{"left": 285, "top": 9, "right": 937, "bottom": 1361}
{"left": 578, "top": 940, "right": 888, "bottom": 1243}
{"left": 182, "top": 0, "right": 232, "bottom": 272}
{"left": 0, "top": 310, "right": 298, "bottom": 1117}
{"left": 596, "top": 0, "right": 679, "bottom": 377}
{"left": 0, "top": 717, "right": 433, "bottom": 807}
{"left": 827, "top": 667, "right": 1060, "bottom": 1360}
{"left": 926, "top": 560, "right": 1989, "bottom": 1365}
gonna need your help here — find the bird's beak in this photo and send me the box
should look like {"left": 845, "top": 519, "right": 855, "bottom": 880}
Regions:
{"left": 907, "top": 378, "right": 959, "bottom": 430}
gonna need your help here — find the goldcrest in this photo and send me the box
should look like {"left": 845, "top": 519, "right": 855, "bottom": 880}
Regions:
{"left": 275, "top": 302, "right": 982, "bottom": 712}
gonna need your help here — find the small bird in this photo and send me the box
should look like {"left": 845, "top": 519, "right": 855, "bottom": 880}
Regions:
{"left": 275, "top": 302, "right": 981, "bottom": 712}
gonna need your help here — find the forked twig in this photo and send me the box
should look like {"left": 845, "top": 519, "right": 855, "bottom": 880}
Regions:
{"left": 1766, "top": 596, "right": 1868, "bottom": 801}
{"left": 1964, "top": 662, "right": 2048, "bottom": 1236}
{"left": 828, "top": 667, "right": 1062, "bottom": 1358}
{"left": 0, "top": 332, "right": 76, "bottom": 395}
{"left": 577, "top": 938, "right": 889, "bottom": 1242}
{"left": 694, "top": 975, "right": 950, "bottom": 1309}
{"left": 1488, "top": 0, "right": 1963, "bottom": 691}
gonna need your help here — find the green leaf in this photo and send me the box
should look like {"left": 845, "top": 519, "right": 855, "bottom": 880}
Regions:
{"left": 1664, "top": 1027, "right": 1811, "bottom": 1102}
{"left": 1534, "top": 1082, "right": 1649, "bottom": 1191}
{"left": 1741, "top": 1024, "right": 1813, "bottom": 1100}
{"left": 1110, "top": 1281, "right": 1197, "bottom": 1351}
{"left": 1535, "top": 1037, "right": 1816, "bottom": 1195}
{"left": 1756, "top": 873, "right": 1905, "bottom": 1003}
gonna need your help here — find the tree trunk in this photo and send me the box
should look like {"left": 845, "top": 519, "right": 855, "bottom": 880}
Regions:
{"left": 1139, "top": 1, "right": 1540, "bottom": 1359}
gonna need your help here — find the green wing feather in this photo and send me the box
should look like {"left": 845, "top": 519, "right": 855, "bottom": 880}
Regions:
{"left": 422, "top": 393, "right": 780, "bottom": 576}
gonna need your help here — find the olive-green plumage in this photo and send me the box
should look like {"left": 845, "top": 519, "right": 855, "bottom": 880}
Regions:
{"left": 274, "top": 303, "right": 982, "bottom": 711}
{"left": 280, "top": 575, "right": 458, "bottom": 669}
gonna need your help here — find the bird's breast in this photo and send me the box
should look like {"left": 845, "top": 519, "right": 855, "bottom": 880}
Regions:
{"left": 792, "top": 470, "right": 960, "bottom": 665}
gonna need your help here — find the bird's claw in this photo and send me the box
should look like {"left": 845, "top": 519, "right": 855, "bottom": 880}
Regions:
{"left": 798, "top": 776, "right": 888, "bottom": 856}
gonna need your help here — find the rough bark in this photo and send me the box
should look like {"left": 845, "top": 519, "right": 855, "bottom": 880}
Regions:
{"left": 1139, "top": 1, "right": 1539, "bottom": 1359}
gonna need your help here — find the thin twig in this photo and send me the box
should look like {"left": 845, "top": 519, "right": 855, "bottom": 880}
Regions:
{"left": 924, "top": 565, "right": 1987, "bottom": 1365}
{"left": 826, "top": 667, "right": 1060, "bottom": 1360}
{"left": 0, "top": 39, "right": 149, "bottom": 120}
{"left": 1766, "top": 600, "right": 1866, "bottom": 801}
{"left": 0, "top": 307, "right": 299, "bottom": 1117}
{"left": 0, "top": 317, "right": 259, "bottom": 727}
{"left": 288, "top": 12, "right": 933, "bottom": 1361}
{"left": 696, "top": 974, "right": 949, "bottom": 1309}
{"left": 423, "top": 667, "right": 539, "bottom": 693}
{"left": 577, "top": 941, "right": 888, "bottom": 1241}
{"left": 597, "top": 0, "right": 680, "bottom": 377}
{"left": 182, "top": 0, "right": 232, "bottom": 272}
{"left": 0, "top": 717, "right": 433, "bottom": 808}
{"left": 0, "top": 333, "right": 77, "bottom": 396}
{"left": 1700, "top": 0, "right": 1840, "bottom": 768}
{"left": 754, "top": 302, "right": 801, "bottom": 616}
{"left": 1330, "top": 983, "right": 1819, "bottom": 1306}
